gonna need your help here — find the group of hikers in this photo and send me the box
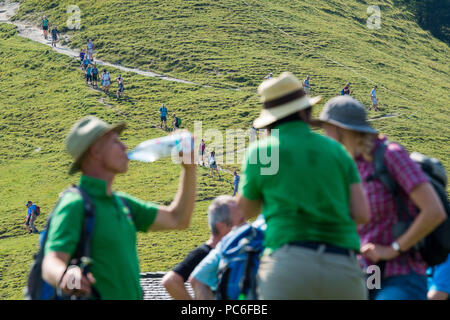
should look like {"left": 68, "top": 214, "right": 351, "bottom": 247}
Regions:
{"left": 79, "top": 44, "right": 125, "bottom": 99}
{"left": 25, "top": 71, "right": 449, "bottom": 301}
{"left": 41, "top": 16, "right": 125, "bottom": 99}
{"left": 158, "top": 104, "right": 183, "bottom": 132}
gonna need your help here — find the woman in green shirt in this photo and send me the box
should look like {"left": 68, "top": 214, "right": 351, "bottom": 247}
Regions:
{"left": 237, "top": 72, "right": 370, "bottom": 299}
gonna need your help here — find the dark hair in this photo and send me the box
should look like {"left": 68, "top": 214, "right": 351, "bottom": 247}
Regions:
{"left": 266, "top": 107, "right": 312, "bottom": 130}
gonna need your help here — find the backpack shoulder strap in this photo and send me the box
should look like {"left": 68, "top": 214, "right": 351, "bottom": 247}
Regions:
{"left": 65, "top": 185, "right": 101, "bottom": 300}
{"left": 368, "top": 141, "right": 412, "bottom": 222}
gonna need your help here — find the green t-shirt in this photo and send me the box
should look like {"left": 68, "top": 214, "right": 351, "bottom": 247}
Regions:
{"left": 44, "top": 175, "right": 159, "bottom": 300}
{"left": 239, "top": 121, "right": 361, "bottom": 252}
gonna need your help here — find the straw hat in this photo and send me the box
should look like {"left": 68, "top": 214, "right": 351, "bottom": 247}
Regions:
{"left": 66, "top": 116, "right": 126, "bottom": 175}
{"left": 253, "top": 72, "right": 322, "bottom": 129}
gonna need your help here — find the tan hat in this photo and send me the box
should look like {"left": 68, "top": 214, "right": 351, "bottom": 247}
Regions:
{"left": 66, "top": 116, "right": 126, "bottom": 175}
{"left": 253, "top": 72, "right": 322, "bottom": 129}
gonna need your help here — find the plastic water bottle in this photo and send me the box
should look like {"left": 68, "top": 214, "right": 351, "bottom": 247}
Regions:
{"left": 127, "top": 131, "right": 193, "bottom": 163}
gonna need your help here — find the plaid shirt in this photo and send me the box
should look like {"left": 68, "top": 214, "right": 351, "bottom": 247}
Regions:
{"left": 356, "top": 136, "right": 429, "bottom": 278}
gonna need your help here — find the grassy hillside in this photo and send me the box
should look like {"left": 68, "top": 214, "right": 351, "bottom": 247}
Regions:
{"left": 0, "top": 23, "right": 249, "bottom": 299}
{"left": 12, "top": 0, "right": 449, "bottom": 162}
{"left": 0, "top": 0, "right": 448, "bottom": 300}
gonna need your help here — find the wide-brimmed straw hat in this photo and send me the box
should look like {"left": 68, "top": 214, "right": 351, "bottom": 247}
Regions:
{"left": 253, "top": 72, "right": 322, "bottom": 129}
{"left": 313, "top": 95, "right": 378, "bottom": 134}
{"left": 66, "top": 116, "right": 126, "bottom": 175}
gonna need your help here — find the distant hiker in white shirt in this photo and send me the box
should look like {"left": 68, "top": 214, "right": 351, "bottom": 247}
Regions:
{"left": 370, "top": 85, "right": 378, "bottom": 111}
{"left": 264, "top": 72, "right": 273, "bottom": 80}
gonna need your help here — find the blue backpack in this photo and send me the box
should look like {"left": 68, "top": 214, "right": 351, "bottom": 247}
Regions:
{"left": 25, "top": 186, "right": 100, "bottom": 300}
{"left": 215, "top": 222, "right": 265, "bottom": 300}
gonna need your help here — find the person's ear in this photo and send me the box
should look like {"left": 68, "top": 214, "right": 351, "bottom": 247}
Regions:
{"left": 215, "top": 222, "right": 231, "bottom": 237}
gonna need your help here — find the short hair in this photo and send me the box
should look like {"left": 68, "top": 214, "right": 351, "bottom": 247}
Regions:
{"left": 208, "top": 195, "right": 234, "bottom": 235}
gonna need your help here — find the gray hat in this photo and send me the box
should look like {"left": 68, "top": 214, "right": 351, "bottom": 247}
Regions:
{"left": 66, "top": 116, "right": 126, "bottom": 175}
{"left": 315, "top": 96, "right": 378, "bottom": 134}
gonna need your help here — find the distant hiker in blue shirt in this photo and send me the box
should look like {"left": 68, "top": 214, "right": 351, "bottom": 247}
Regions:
{"left": 25, "top": 201, "right": 39, "bottom": 234}
{"left": 82, "top": 56, "right": 91, "bottom": 72}
{"left": 92, "top": 64, "right": 99, "bottom": 88}
{"left": 86, "top": 65, "right": 93, "bottom": 85}
{"left": 79, "top": 50, "right": 86, "bottom": 70}
{"left": 87, "top": 39, "right": 95, "bottom": 60}
{"left": 51, "top": 26, "right": 58, "bottom": 47}
{"left": 370, "top": 85, "right": 378, "bottom": 111}
{"left": 232, "top": 171, "right": 240, "bottom": 197}
{"left": 302, "top": 75, "right": 311, "bottom": 95}
{"left": 159, "top": 104, "right": 168, "bottom": 130}
{"left": 427, "top": 255, "right": 450, "bottom": 300}
{"left": 42, "top": 16, "right": 49, "bottom": 40}
{"left": 116, "top": 75, "right": 124, "bottom": 99}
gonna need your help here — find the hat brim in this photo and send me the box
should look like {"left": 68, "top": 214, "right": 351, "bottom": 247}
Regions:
{"left": 253, "top": 96, "right": 322, "bottom": 129}
{"left": 69, "top": 122, "right": 126, "bottom": 175}
{"left": 311, "top": 118, "right": 378, "bottom": 134}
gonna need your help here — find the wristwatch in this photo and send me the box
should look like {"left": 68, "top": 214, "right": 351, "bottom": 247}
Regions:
{"left": 391, "top": 241, "right": 401, "bottom": 253}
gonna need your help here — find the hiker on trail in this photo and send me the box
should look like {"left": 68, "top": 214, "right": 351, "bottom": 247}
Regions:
{"left": 341, "top": 82, "right": 351, "bottom": 95}
{"left": 101, "top": 69, "right": 111, "bottom": 93}
{"left": 249, "top": 126, "right": 257, "bottom": 143}
{"left": 427, "top": 255, "right": 450, "bottom": 300}
{"left": 198, "top": 139, "right": 206, "bottom": 166}
{"left": 116, "top": 75, "right": 124, "bottom": 99}
{"left": 41, "top": 116, "right": 196, "bottom": 300}
{"left": 79, "top": 50, "right": 86, "bottom": 70}
{"left": 209, "top": 151, "right": 220, "bottom": 179}
{"left": 42, "top": 16, "right": 49, "bottom": 40}
{"left": 189, "top": 215, "right": 265, "bottom": 300}
{"left": 51, "top": 26, "right": 58, "bottom": 47}
{"left": 91, "top": 64, "right": 99, "bottom": 88}
{"left": 302, "top": 75, "right": 311, "bottom": 95}
{"left": 236, "top": 72, "right": 370, "bottom": 300}
{"left": 159, "top": 104, "right": 168, "bottom": 130}
{"left": 172, "top": 114, "right": 181, "bottom": 130}
{"left": 232, "top": 171, "right": 240, "bottom": 197}
{"left": 85, "top": 65, "right": 93, "bottom": 85}
{"left": 82, "top": 56, "right": 92, "bottom": 72}
{"left": 86, "top": 39, "right": 95, "bottom": 60}
{"left": 370, "top": 85, "right": 378, "bottom": 111}
{"left": 316, "top": 95, "right": 446, "bottom": 300}
{"left": 25, "top": 201, "right": 39, "bottom": 234}
{"left": 264, "top": 72, "right": 273, "bottom": 80}
{"left": 162, "top": 196, "right": 244, "bottom": 300}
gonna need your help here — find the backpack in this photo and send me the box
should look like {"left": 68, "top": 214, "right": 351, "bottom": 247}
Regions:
{"left": 340, "top": 88, "right": 345, "bottom": 95}
{"left": 369, "top": 140, "right": 450, "bottom": 266}
{"left": 176, "top": 117, "right": 182, "bottom": 127}
{"left": 25, "top": 186, "right": 99, "bottom": 300}
{"left": 215, "top": 223, "right": 265, "bottom": 300}
{"left": 35, "top": 205, "right": 40, "bottom": 216}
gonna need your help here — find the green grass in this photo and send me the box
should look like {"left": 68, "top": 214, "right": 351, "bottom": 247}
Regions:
{"left": 0, "top": 0, "right": 449, "bottom": 299}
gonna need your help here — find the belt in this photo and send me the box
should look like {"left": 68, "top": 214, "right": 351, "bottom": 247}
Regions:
{"left": 288, "top": 241, "right": 355, "bottom": 257}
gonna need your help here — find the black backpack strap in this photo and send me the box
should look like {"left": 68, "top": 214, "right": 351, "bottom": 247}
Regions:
{"left": 215, "top": 267, "right": 231, "bottom": 301}
{"left": 59, "top": 185, "right": 101, "bottom": 300}
{"left": 367, "top": 141, "right": 411, "bottom": 223}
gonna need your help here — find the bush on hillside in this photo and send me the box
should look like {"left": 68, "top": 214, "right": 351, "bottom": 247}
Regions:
{"left": 0, "top": 23, "right": 17, "bottom": 39}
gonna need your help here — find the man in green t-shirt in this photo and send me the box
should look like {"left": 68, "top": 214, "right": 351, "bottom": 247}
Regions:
{"left": 236, "top": 72, "right": 370, "bottom": 299}
{"left": 41, "top": 116, "right": 196, "bottom": 300}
